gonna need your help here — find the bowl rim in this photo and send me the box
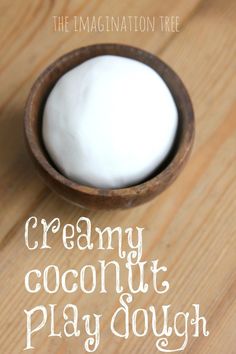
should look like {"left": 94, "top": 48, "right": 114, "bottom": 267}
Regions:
{"left": 24, "top": 43, "right": 195, "bottom": 199}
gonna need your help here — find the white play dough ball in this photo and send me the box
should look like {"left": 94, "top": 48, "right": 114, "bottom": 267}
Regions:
{"left": 42, "top": 55, "right": 178, "bottom": 189}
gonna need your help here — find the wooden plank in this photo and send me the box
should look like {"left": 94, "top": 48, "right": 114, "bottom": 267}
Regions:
{"left": 0, "top": 0, "right": 236, "bottom": 353}
{"left": 0, "top": 0, "right": 201, "bottom": 240}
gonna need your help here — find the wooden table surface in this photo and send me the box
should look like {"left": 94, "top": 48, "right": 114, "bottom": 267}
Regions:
{"left": 0, "top": 1, "right": 236, "bottom": 353}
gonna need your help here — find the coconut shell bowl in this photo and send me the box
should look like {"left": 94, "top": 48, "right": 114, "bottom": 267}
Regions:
{"left": 24, "top": 43, "right": 194, "bottom": 210}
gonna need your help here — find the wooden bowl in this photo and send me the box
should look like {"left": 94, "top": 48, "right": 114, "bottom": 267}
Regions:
{"left": 24, "top": 43, "right": 194, "bottom": 210}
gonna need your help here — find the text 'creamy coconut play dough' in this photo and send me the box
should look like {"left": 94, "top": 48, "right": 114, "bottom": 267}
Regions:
{"left": 42, "top": 55, "right": 178, "bottom": 189}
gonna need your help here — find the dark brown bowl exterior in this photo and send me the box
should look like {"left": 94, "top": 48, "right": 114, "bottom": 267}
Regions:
{"left": 24, "top": 43, "right": 194, "bottom": 210}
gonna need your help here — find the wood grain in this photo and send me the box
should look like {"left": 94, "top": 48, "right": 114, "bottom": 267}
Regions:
{"left": 0, "top": 0, "right": 236, "bottom": 353}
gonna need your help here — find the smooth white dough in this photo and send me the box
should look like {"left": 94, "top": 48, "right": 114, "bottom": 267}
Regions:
{"left": 42, "top": 55, "right": 178, "bottom": 189}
